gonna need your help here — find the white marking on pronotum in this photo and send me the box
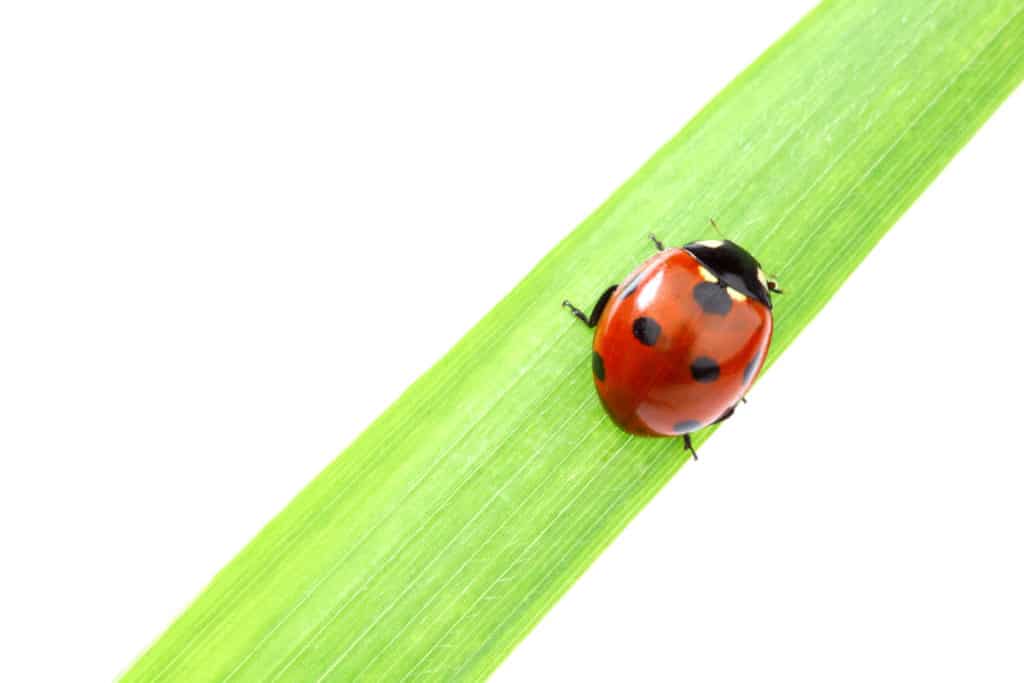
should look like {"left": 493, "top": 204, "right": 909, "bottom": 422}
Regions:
{"left": 727, "top": 287, "right": 747, "bottom": 302}
{"left": 695, "top": 239, "right": 725, "bottom": 248}
{"left": 757, "top": 268, "right": 768, "bottom": 289}
{"left": 697, "top": 265, "right": 717, "bottom": 283}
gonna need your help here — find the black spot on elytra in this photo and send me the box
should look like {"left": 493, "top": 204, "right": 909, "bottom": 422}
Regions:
{"left": 632, "top": 317, "right": 661, "bottom": 346}
{"left": 690, "top": 356, "right": 720, "bottom": 383}
{"left": 673, "top": 419, "right": 702, "bottom": 434}
{"left": 743, "top": 350, "right": 761, "bottom": 384}
{"left": 693, "top": 281, "right": 732, "bottom": 316}
{"left": 619, "top": 272, "right": 643, "bottom": 300}
{"left": 592, "top": 351, "right": 605, "bottom": 381}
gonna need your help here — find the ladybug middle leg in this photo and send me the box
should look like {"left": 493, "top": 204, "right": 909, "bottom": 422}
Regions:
{"left": 563, "top": 285, "right": 617, "bottom": 328}
{"left": 711, "top": 404, "right": 738, "bottom": 425}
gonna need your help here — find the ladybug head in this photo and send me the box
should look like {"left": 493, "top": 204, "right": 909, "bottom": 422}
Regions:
{"left": 682, "top": 239, "right": 778, "bottom": 309}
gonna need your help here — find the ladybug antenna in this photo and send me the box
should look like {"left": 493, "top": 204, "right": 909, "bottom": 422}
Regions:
{"left": 708, "top": 217, "right": 727, "bottom": 240}
{"left": 767, "top": 274, "right": 784, "bottom": 295}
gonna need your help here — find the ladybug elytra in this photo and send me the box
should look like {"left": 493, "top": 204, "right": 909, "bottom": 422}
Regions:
{"left": 563, "top": 231, "right": 780, "bottom": 458}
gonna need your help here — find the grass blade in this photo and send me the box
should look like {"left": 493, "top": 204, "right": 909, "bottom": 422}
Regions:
{"left": 122, "top": 0, "right": 1024, "bottom": 680}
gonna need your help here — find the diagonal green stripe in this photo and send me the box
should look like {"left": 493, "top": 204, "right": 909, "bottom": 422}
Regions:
{"left": 122, "top": 0, "right": 1024, "bottom": 680}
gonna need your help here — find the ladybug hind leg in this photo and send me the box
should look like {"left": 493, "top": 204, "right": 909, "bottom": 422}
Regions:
{"left": 683, "top": 433, "right": 698, "bottom": 461}
{"left": 683, "top": 402, "right": 743, "bottom": 461}
{"left": 563, "top": 285, "right": 617, "bottom": 328}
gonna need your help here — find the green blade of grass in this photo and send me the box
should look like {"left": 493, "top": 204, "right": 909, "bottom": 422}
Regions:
{"left": 123, "top": 1, "right": 1024, "bottom": 680}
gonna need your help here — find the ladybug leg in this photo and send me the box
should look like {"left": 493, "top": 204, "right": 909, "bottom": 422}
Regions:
{"left": 683, "top": 433, "right": 698, "bottom": 461}
{"left": 711, "top": 404, "right": 737, "bottom": 425}
{"left": 767, "top": 277, "right": 784, "bottom": 295}
{"left": 562, "top": 285, "right": 617, "bottom": 328}
{"left": 648, "top": 233, "right": 665, "bottom": 251}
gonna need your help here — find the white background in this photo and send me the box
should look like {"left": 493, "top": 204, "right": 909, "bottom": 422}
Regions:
{"left": 2, "top": 1, "right": 1022, "bottom": 681}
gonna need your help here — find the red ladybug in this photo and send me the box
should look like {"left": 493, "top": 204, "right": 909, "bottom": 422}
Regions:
{"left": 563, "top": 232, "right": 780, "bottom": 458}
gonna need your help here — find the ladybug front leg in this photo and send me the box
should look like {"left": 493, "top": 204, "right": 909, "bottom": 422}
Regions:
{"left": 648, "top": 233, "right": 665, "bottom": 251}
{"left": 562, "top": 285, "right": 617, "bottom": 328}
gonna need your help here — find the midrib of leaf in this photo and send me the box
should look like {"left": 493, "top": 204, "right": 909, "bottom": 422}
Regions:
{"left": 123, "top": 0, "right": 1024, "bottom": 680}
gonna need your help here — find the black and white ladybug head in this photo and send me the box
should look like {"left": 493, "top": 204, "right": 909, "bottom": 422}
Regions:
{"left": 683, "top": 239, "right": 777, "bottom": 309}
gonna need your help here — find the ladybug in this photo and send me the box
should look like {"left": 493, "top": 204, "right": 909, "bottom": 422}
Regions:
{"left": 563, "top": 231, "right": 781, "bottom": 459}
